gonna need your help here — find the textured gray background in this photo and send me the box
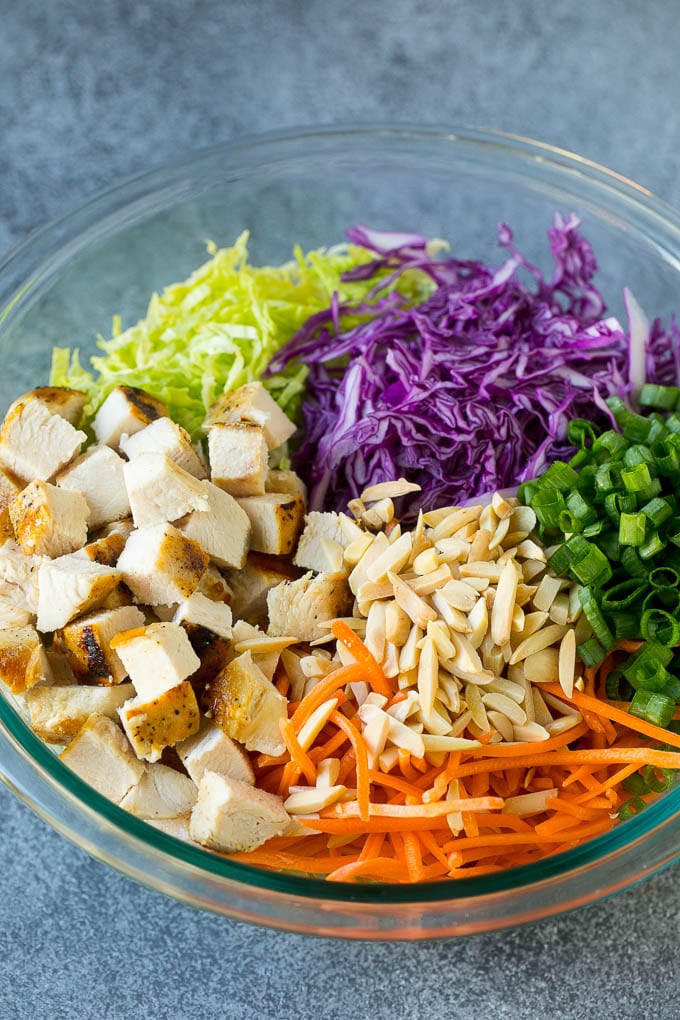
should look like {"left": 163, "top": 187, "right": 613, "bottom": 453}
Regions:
{"left": 2, "top": 1, "right": 680, "bottom": 1018}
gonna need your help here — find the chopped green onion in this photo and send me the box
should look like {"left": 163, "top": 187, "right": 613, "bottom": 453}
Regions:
{"left": 618, "top": 797, "right": 648, "bottom": 821}
{"left": 578, "top": 587, "right": 615, "bottom": 650}
{"left": 649, "top": 566, "right": 680, "bottom": 589}
{"left": 620, "top": 546, "right": 647, "bottom": 579}
{"left": 638, "top": 531, "right": 666, "bottom": 561}
{"left": 531, "top": 489, "right": 566, "bottom": 530}
{"left": 621, "top": 773, "right": 649, "bottom": 796}
{"left": 600, "top": 579, "right": 647, "bottom": 611}
{"left": 621, "top": 462, "right": 653, "bottom": 493}
{"left": 641, "top": 497, "right": 674, "bottom": 528}
{"left": 577, "top": 637, "right": 607, "bottom": 667}
{"left": 642, "top": 765, "right": 675, "bottom": 793}
{"left": 567, "top": 419, "right": 598, "bottom": 449}
{"left": 640, "top": 608, "right": 680, "bottom": 647}
{"left": 639, "top": 383, "right": 680, "bottom": 410}
{"left": 538, "top": 461, "right": 580, "bottom": 493}
{"left": 619, "top": 512, "right": 646, "bottom": 547}
{"left": 629, "top": 689, "right": 676, "bottom": 727}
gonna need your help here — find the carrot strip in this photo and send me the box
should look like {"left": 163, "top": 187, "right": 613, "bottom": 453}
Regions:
{"left": 367, "top": 769, "right": 425, "bottom": 799}
{"left": 331, "top": 620, "right": 393, "bottom": 698}
{"left": 544, "top": 797, "right": 604, "bottom": 822}
{"left": 229, "top": 851, "right": 361, "bottom": 874}
{"left": 330, "top": 710, "right": 371, "bottom": 822}
{"left": 279, "top": 718, "right": 316, "bottom": 785}
{"left": 290, "top": 663, "right": 365, "bottom": 732}
{"left": 451, "top": 747, "right": 680, "bottom": 778}
{"left": 542, "top": 683, "right": 680, "bottom": 749}
{"left": 326, "top": 856, "right": 407, "bottom": 883}
{"left": 462, "top": 721, "right": 589, "bottom": 756}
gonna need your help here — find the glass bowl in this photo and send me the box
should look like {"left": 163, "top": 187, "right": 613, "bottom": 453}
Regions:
{"left": 2, "top": 125, "right": 680, "bottom": 940}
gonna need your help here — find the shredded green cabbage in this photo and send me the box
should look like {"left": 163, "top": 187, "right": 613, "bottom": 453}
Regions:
{"left": 50, "top": 232, "right": 406, "bottom": 440}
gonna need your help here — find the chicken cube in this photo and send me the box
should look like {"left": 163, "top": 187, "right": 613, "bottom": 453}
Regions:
{"left": 14, "top": 386, "right": 87, "bottom": 425}
{"left": 223, "top": 553, "right": 297, "bottom": 627}
{"left": 92, "top": 386, "right": 168, "bottom": 449}
{"left": 204, "top": 650, "right": 286, "bottom": 756}
{"left": 118, "top": 680, "right": 200, "bottom": 762}
{"left": 59, "top": 714, "right": 145, "bottom": 801}
{"left": 119, "top": 762, "right": 198, "bottom": 819}
{"left": 207, "top": 422, "right": 268, "bottom": 497}
{"left": 146, "top": 815, "right": 194, "bottom": 842}
{"left": 56, "top": 445, "right": 130, "bottom": 529}
{"left": 177, "top": 482, "right": 250, "bottom": 570}
{"left": 0, "top": 599, "right": 33, "bottom": 628}
{"left": 116, "top": 522, "right": 208, "bottom": 606}
{"left": 0, "top": 466, "right": 21, "bottom": 543}
{"left": 73, "top": 530, "right": 127, "bottom": 567}
{"left": 236, "top": 492, "right": 304, "bottom": 556}
{"left": 267, "top": 571, "right": 353, "bottom": 642}
{"left": 119, "top": 417, "right": 207, "bottom": 479}
{"left": 293, "top": 511, "right": 348, "bottom": 573}
{"left": 265, "top": 469, "right": 308, "bottom": 502}
{"left": 36, "top": 554, "right": 121, "bottom": 632}
{"left": 59, "top": 605, "right": 146, "bottom": 684}
{"left": 25, "top": 682, "right": 135, "bottom": 743}
{"left": 176, "top": 721, "right": 254, "bottom": 786}
{"left": 203, "top": 381, "right": 296, "bottom": 450}
{"left": 189, "top": 771, "right": 290, "bottom": 853}
{"left": 0, "top": 397, "right": 86, "bottom": 482}
{"left": 10, "top": 481, "right": 89, "bottom": 558}
{"left": 123, "top": 453, "right": 210, "bottom": 528}
{"left": 0, "top": 542, "right": 43, "bottom": 614}
{"left": 0, "top": 625, "right": 52, "bottom": 693}
{"left": 198, "top": 564, "right": 232, "bottom": 604}
{"left": 110, "top": 622, "right": 200, "bottom": 699}
{"left": 172, "top": 592, "right": 233, "bottom": 639}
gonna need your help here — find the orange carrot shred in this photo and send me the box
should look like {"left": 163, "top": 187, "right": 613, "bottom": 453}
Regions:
{"left": 330, "top": 620, "right": 393, "bottom": 698}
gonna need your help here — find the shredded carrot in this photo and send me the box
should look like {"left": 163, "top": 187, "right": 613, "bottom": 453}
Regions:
{"left": 279, "top": 718, "right": 316, "bottom": 785}
{"left": 330, "top": 710, "right": 371, "bottom": 822}
{"left": 330, "top": 620, "right": 393, "bottom": 698}
{"left": 542, "top": 683, "right": 680, "bottom": 750}
{"left": 289, "top": 662, "right": 365, "bottom": 732}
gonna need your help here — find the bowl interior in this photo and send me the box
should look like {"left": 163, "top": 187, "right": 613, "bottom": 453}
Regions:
{"left": 2, "top": 126, "right": 680, "bottom": 936}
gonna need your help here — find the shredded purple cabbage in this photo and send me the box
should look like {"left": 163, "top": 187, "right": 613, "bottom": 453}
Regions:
{"left": 268, "top": 214, "right": 679, "bottom": 522}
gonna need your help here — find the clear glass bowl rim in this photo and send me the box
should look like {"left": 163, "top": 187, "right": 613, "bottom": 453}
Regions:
{"left": 2, "top": 123, "right": 680, "bottom": 926}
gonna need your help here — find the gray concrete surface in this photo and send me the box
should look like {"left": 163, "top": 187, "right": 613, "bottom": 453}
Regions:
{"left": 2, "top": 1, "right": 680, "bottom": 1017}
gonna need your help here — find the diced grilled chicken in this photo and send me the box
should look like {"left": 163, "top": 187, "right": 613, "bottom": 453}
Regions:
{"left": 230, "top": 620, "right": 283, "bottom": 682}
{"left": 203, "top": 381, "right": 296, "bottom": 450}
{"left": 0, "top": 542, "right": 43, "bottom": 614}
{"left": 207, "top": 422, "right": 268, "bottom": 497}
{"left": 0, "top": 599, "right": 33, "bottom": 628}
{"left": 15, "top": 386, "right": 87, "bottom": 425}
{"left": 0, "top": 625, "right": 52, "bottom": 693}
{"left": 110, "top": 622, "right": 200, "bottom": 700}
{"left": 25, "top": 682, "right": 135, "bottom": 743}
{"left": 204, "top": 650, "right": 286, "bottom": 756}
{"left": 119, "top": 762, "right": 198, "bottom": 819}
{"left": 0, "top": 398, "right": 86, "bottom": 482}
{"left": 73, "top": 530, "right": 127, "bottom": 567}
{"left": 123, "top": 453, "right": 210, "bottom": 528}
{"left": 267, "top": 570, "right": 353, "bottom": 642}
{"left": 56, "top": 445, "right": 130, "bottom": 529}
{"left": 176, "top": 721, "right": 254, "bottom": 786}
{"left": 224, "top": 552, "right": 298, "bottom": 628}
{"left": 172, "top": 592, "right": 233, "bottom": 639}
{"left": 36, "top": 555, "right": 121, "bottom": 632}
{"left": 92, "top": 386, "right": 169, "bottom": 449}
{"left": 236, "top": 492, "right": 305, "bottom": 556}
{"left": 118, "top": 680, "right": 200, "bottom": 762}
{"left": 10, "top": 481, "right": 90, "bottom": 558}
{"left": 59, "top": 714, "right": 145, "bottom": 801}
{"left": 189, "top": 771, "right": 290, "bottom": 853}
{"left": 293, "top": 511, "right": 348, "bottom": 573}
{"left": 146, "top": 815, "right": 194, "bottom": 842}
{"left": 0, "top": 466, "right": 21, "bottom": 543}
{"left": 265, "top": 469, "right": 308, "bottom": 502}
{"left": 116, "top": 522, "right": 208, "bottom": 606}
{"left": 177, "top": 482, "right": 250, "bottom": 570}
{"left": 59, "top": 605, "right": 146, "bottom": 684}
{"left": 198, "top": 564, "right": 232, "bottom": 604}
{"left": 119, "top": 417, "right": 207, "bottom": 479}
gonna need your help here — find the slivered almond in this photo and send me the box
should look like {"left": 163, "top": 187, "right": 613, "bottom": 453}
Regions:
{"left": 430, "top": 591, "right": 471, "bottom": 633}
{"left": 449, "top": 631, "right": 484, "bottom": 675}
{"left": 365, "top": 531, "right": 412, "bottom": 582}
{"left": 542, "top": 690, "right": 581, "bottom": 717}
{"left": 412, "top": 547, "right": 440, "bottom": 575}
{"left": 316, "top": 758, "right": 341, "bottom": 787}
{"left": 378, "top": 746, "right": 399, "bottom": 772}
{"left": 482, "top": 691, "right": 527, "bottom": 725}
{"left": 348, "top": 531, "right": 389, "bottom": 593}
{"left": 506, "top": 505, "right": 536, "bottom": 539}
{"left": 297, "top": 698, "right": 339, "bottom": 751}
{"left": 418, "top": 699, "right": 453, "bottom": 736}
{"left": 382, "top": 641, "right": 400, "bottom": 679}
{"left": 439, "top": 578, "right": 479, "bottom": 613}
{"left": 545, "top": 714, "right": 583, "bottom": 735}
{"left": 399, "top": 625, "right": 423, "bottom": 672}
{"left": 422, "top": 734, "right": 481, "bottom": 752}
{"left": 488, "top": 517, "right": 510, "bottom": 551}
{"left": 448, "top": 708, "right": 473, "bottom": 738}
{"left": 446, "top": 779, "right": 464, "bottom": 834}
{"left": 364, "top": 600, "right": 387, "bottom": 663}
{"left": 513, "top": 722, "right": 551, "bottom": 742}
{"left": 567, "top": 584, "right": 583, "bottom": 623}
{"left": 387, "top": 522, "right": 402, "bottom": 542}
{"left": 504, "top": 788, "right": 557, "bottom": 816}
{"left": 386, "top": 716, "right": 425, "bottom": 757}
{"left": 385, "top": 601, "right": 411, "bottom": 645}
{"left": 300, "top": 655, "right": 337, "bottom": 678}
{"left": 479, "top": 504, "right": 499, "bottom": 534}
{"left": 433, "top": 536, "right": 471, "bottom": 562}
{"left": 339, "top": 513, "right": 365, "bottom": 543}
{"left": 515, "top": 584, "right": 537, "bottom": 607}
{"left": 524, "top": 647, "right": 560, "bottom": 684}
{"left": 509, "top": 623, "right": 567, "bottom": 664}
{"left": 532, "top": 688, "right": 554, "bottom": 727}
{"left": 486, "top": 710, "right": 514, "bottom": 742}
{"left": 438, "top": 673, "right": 462, "bottom": 714}
{"left": 465, "top": 682, "right": 489, "bottom": 730}
{"left": 467, "top": 528, "right": 492, "bottom": 562}
{"left": 467, "top": 597, "right": 489, "bottom": 649}
{"left": 516, "top": 539, "right": 546, "bottom": 562}
{"left": 517, "top": 611, "right": 549, "bottom": 640}
{"left": 511, "top": 604, "right": 525, "bottom": 633}
{"left": 460, "top": 561, "right": 504, "bottom": 581}
{"left": 522, "top": 558, "right": 547, "bottom": 582}
{"left": 491, "top": 559, "right": 519, "bottom": 646}
{"left": 361, "top": 478, "right": 421, "bottom": 503}
{"left": 485, "top": 676, "right": 526, "bottom": 704}
{"left": 492, "top": 492, "right": 515, "bottom": 519}
{"left": 362, "top": 712, "right": 391, "bottom": 769}
{"left": 389, "top": 570, "right": 437, "bottom": 629}
{"left": 407, "top": 564, "right": 452, "bottom": 596}
{"left": 343, "top": 531, "right": 374, "bottom": 566}
{"left": 533, "top": 574, "right": 563, "bottom": 612}
{"left": 235, "top": 635, "right": 297, "bottom": 654}
{"left": 387, "top": 690, "right": 419, "bottom": 723}
{"left": 285, "top": 785, "right": 347, "bottom": 813}
{"left": 417, "top": 635, "right": 439, "bottom": 715}
{"left": 549, "top": 592, "right": 570, "bottom": 626}
{"left": 431, "top": 506, "right": 483, "bottom": 542}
